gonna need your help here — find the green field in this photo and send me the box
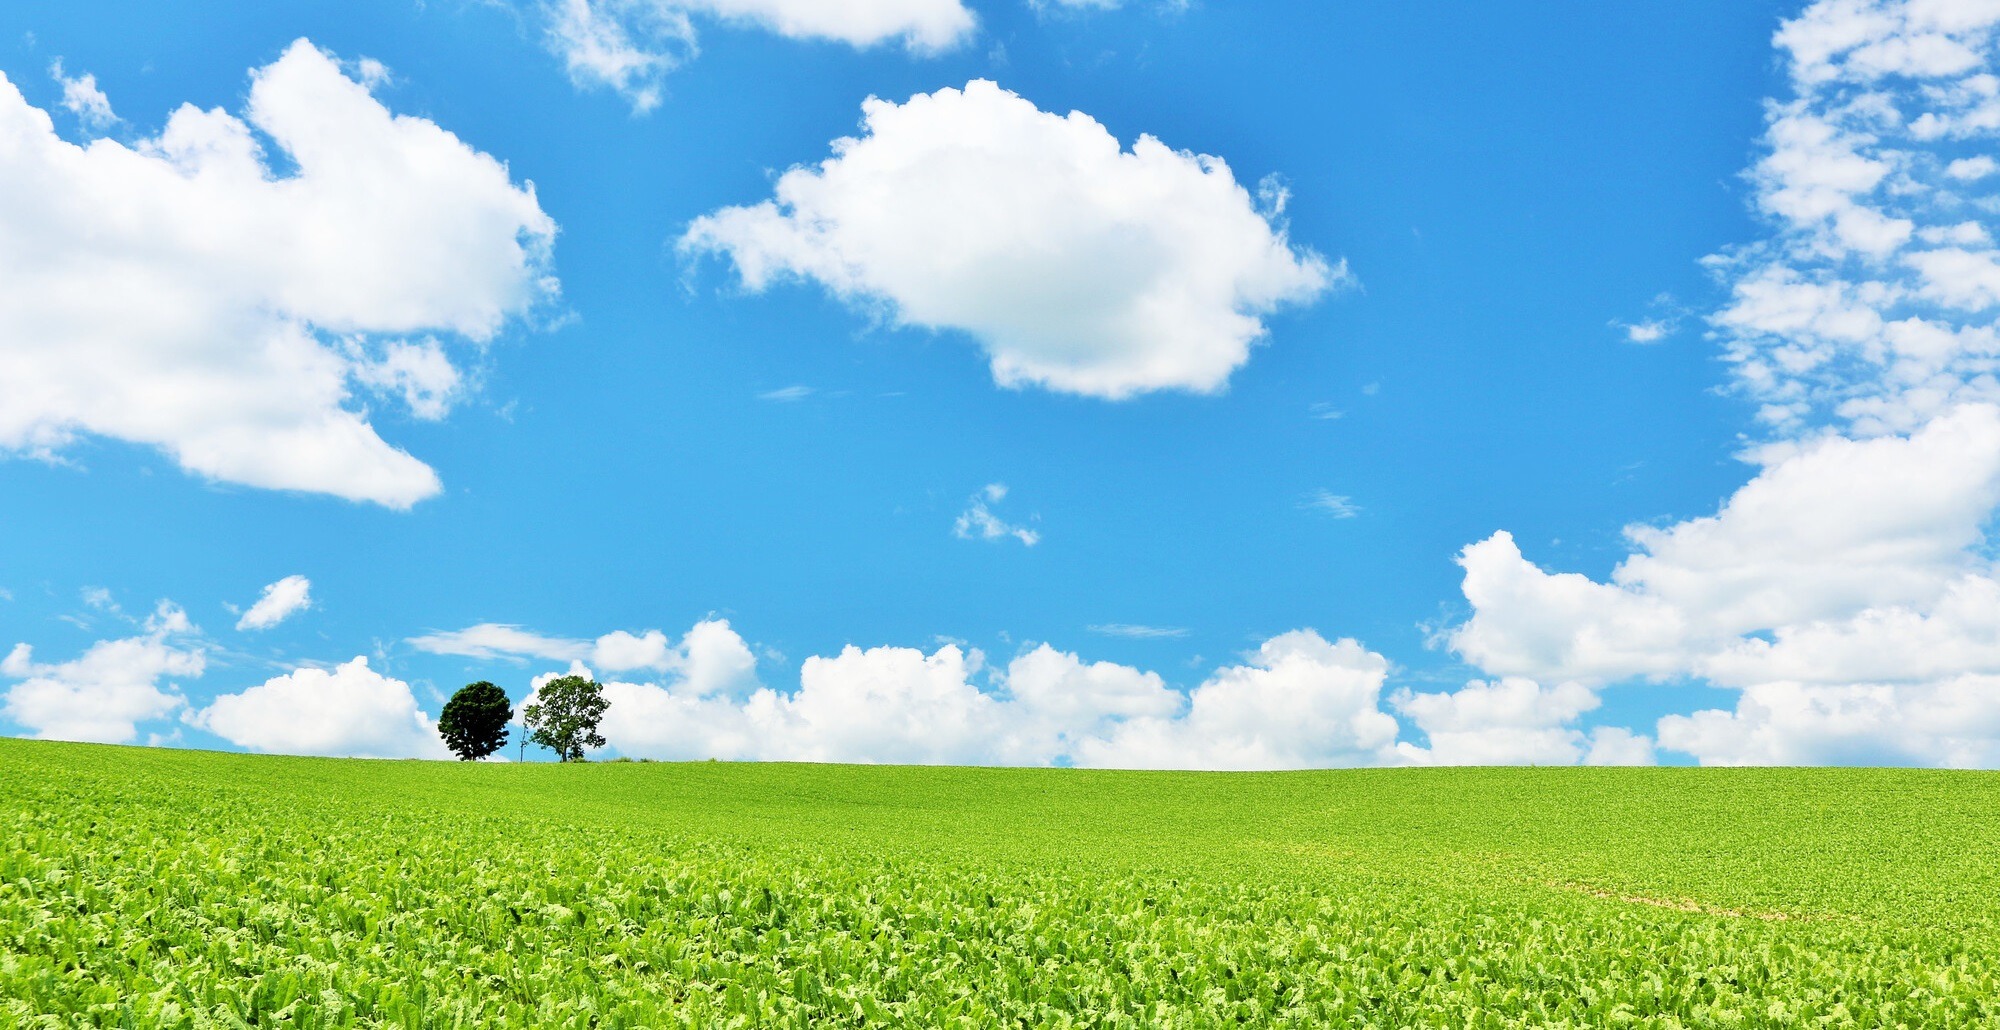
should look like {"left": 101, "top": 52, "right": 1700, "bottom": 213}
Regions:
{"left": 5, "top": 740, "right": 2000, "bottom": 1027}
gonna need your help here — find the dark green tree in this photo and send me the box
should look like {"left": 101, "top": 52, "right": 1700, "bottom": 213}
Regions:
{"left": 524, "top": 674, "right": 609, "bottom": 762}
{"left": 437, "top": 681, "right": 513, "bottom": 761}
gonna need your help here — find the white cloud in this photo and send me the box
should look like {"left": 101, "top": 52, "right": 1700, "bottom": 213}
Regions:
{"left": 1448, "top": 407, "right": 2000, "bottom": 766}
{"left": 594, "top": 677, "right": 763, "bottom": 760}
{"left": 1451, "top": 405, "right": 2000, "bottom": 686}
{"left": 758, "top": 384, "right": 814, "bottom": 401}
{"left": 1030, "top": 0, "right": 1191, "bottom": 10}
{"left": 601, "top": 618, "right": 760, "bottom": 688}
{"left": 1450, "top": 531, "right": 1694, "bottom": 685}
{"left": 1392, "top": 678, "right": 1607, "bottom": 766}
{"left": 0, "top": 39, "right": 557, "bottom": 508}
{"left": 1583, "top": 726, "right": 1659, "bottom": 766}
{"left": 1611, "top": 293, "right": 1686, "bottom": 344}
{"left": 236, "top": 575, "right": 312, "bottom": 631}
{"left": 1657, "top": 676, "right": 2000, "bottom": 768}
{"left": 49, "top": 59, "right": 116, "bottom": 129}
{"left": 682, "top": 80, "right": 1338, "bottom": 398}
{"left": 408, "top": 617, "right": 760, "bottom": 686}
{"left": 546, "top": 0, "right": 975, "bottom": 112}
{"left": 1438, "top": 1, "right": 2000, "bottom": 768}
{"left": 1948, "top": 155, "right": 1998, "bottom": 180}
{"left": 681, "top": 0, "right": 973, "bottom": 48}
{"left": 954, "top": 482, "right": 1039, "bottom": 546}
{"left": 1699, "top": 574, "right": 2000, "bottom": 687}
{"left": 2, "top": 602, "right": 202, "bottom": 743}
{"left": 546, "top": 0, "right": 689, "bottom": 115}
{"left": 579, "top": 629, "right": 671, "bottom": 671}
{"left": 190, "top": 656, "right": 449, "bottom": 758}
{"left": 584, "top": 640, "right": 1005, "bottom": 764}
{"left": 344, "top": 338, "right": 463, "bottom": 421}
{"left": 603, "top": 639, "right": 1151, "bottom": 766}
{"left": 1072, "top": 631, "right": 1402, "bottom": 770}
{"left": 994, "top": 644, "right": 1185, "bottom": 762}
{"left": 408, "top": 622, "right": 591, "bottom": 662}
{"left": 1617, "top": 319, "right": 1671, "bottom": 343}
{"left": 1774, "top": 0, "right": 1994, "bottom": 85}
{"left": 755, "top": 643, "right": 1008, "bottom": 763}
{"left": 1617, "top": 410, "right": 2000, "bottom": 630}
{"left": 1304, "top": 489, "right": 1359, "bottom": 519}
{"left": 1086, "top": 623, "right": 1188, "bottom": 639}
{"left": 502, "top": 620, "right": 1404, "bottom": 769}
{"left": 1708, "top": 0, "right": 2000, "bottom": 436}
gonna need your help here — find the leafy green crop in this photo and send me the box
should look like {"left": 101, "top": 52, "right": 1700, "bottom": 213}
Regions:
{"left": 5, "top": 739, "right": 2000, "bottom": 1027}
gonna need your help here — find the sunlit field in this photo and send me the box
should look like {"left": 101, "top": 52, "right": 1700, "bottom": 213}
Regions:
{"left": 5, "top": 738, "right": 1999, "bottom": 1027}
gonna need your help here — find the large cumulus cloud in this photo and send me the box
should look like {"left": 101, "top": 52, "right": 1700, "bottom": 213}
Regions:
{"left": 0, "top": 40, "right": 556, "bottom": 507}
{"left": 682, "top": 80, "right": 1339, "bottom": 399}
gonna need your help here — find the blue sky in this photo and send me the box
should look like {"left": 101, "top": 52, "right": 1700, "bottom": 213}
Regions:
{"left": 6, "top": 0, "right": 1999, "bottom": 766}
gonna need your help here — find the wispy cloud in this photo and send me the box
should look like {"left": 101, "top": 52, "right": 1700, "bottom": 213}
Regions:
{"left": 1087, "top": 623, "right": 1189, "bottom": 639}
{"left": 544, "top": 0, "right": 976, "bottom": 114}
{"left": 954, "top": 483, "right": 1040, "bottom": 546}
{"left": 236, "top": 575, "right": 312, "bottom": 632}
{"left": 1610, "top": 293, "right": 1686, "bottom": 344}
{"left": 1304, "top": 490, "right": 1360, "bottom": 519}
{"left": 758, "top": 385, "right": 814, "bottom": 402}
{"left": 407, "top": 623, "right": 591, "bottom": 662}
{"left": 1616, "top": 318, "right": 1672, "bottom": 343}
{"left": 50, "top": 58, "right": 117, "bottom": 130}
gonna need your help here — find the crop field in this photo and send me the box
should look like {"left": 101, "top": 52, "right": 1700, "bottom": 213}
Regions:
{"left": 5, "top": 741, "right": 2000, "bottom": 1027}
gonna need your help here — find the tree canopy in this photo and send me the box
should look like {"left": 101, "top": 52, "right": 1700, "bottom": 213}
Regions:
{"left": 437, "top": 681, "right": 512, "bottom": 761}
{"left": 524, "top": 674, "right": 608, "bottom": 762}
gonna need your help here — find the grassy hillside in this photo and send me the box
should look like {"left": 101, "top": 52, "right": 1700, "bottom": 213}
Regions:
{"left": 5, "top": 740, "right": 2000, "bottom": 1026}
